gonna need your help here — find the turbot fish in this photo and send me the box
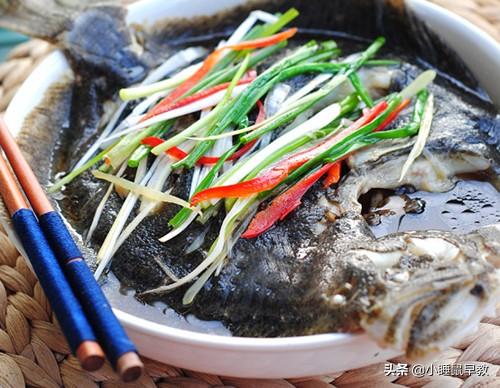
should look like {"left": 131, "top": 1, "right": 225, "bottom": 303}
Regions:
{"left": 1, "top": 0, "right": 499, "bottom": 360}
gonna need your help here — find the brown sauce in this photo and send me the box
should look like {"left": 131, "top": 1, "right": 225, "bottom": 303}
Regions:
{"left": 361, "top": 180, "right": 500, "bottom": 238}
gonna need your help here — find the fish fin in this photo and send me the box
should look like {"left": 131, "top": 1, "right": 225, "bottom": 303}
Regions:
{"left": 0, "top": 0, "right": 117, "bottom": 40}
{"left": 0, "top": 1, "right": 145, "bottom": 86}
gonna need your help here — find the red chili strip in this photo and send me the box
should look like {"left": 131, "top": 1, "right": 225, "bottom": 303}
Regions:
{"left": 141, "top": 75, "right": 255, "bottom": 122}
{"left": 168, "top": 76, "right": 255, "bottom": 112}
{"left": 197, "top": 100, "right": 265, "bottom": 164}
{"left": 190, "top": 101, "right": 388, "bottom": 205}
{"left": 242, "top": 162, "right": 333, "bottom": 238}
{"left": 323, "top": 161, "right": 342, "bottom": 188}
{"left": 141, "top": 29, "right": 297, "bottom": 122}
{"left": 142, "top": 50, "right": 224, "bottom": 121}
{"left": 276, "top": 100, "right": 388, "bottom": 170}
{"left": 225, "top": 28, "right": 297, "bottom": 50}
{"left": 141, "top": 101, "right": 266, "bottom": 166}
{"left": 192, "top": 167, "right": 286, "bottom": 206}
{"left": 376, "top": 98, "right": 411, "bottom": 132}
{"left": 241, "top": 99, "right": 412, "bottom": 238}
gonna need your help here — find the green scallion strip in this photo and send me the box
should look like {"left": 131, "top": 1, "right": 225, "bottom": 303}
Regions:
{"left": 163, "top": 57, "right": 252, "bottom": 227}
{"left": 347, "top": 37, "right": 386, "bottom": 74}
{"left": 282, "top": 94, "right": 402, "bottom": 186}
{"left": 102, "top": 121, "right": 169, "bottom": 171}
{"left": 173, "top": 42, "right": 322, "bottom": 168}
{"left": 240, "top": 100, "right": 318, "bottom": 143}
{"left": 222, "top": 54, "right": 251, "bottom": 104}
{"left": 412, "top": 88, "right": 429, "bottom": 122}
{"left": 260, "top": 8, "right": 300, "bottom": 36}
{"left": 188, "top": 41, "right": 287, "bottom": 96}
{"left": 190, "top": 9, "right": 299, "bottom": 94}
{"left": 128, "top": 120, "right": 174, "bottom": 168}
{"left": 366, "top": 89, "right": 428, "bottom": 141}
{"left": 49, "top": 143, "right": 117, "bottom": 193}
{"left": 210, "top": 8, "right": 299, "bottom": 75}
{"left": 243, "top": 92, "right": 357, "bottom": 144}
{"left": 272, "top": 37, "right": 385, "bottom": 119}
{"left": 168, "top": 143, "right": 239, "bottom": 228}
{"left": 349, "top": 71, "right": 374, "bottom": 107}
{"left": 303, "top": 48, "right": 341, "bottom": 63}
{"left": 278, "top": 62, "right": 343, "bottom": 79}
{"left": 364, "top": 59, "right": 400, "bottom": 67}
{"left": 399, "top": 92, "right": 433, "bottom": 180}
{"left": 365, "top": 122, "right": 419, "bottom": 140}
{"left": 324, "top": 116, "right": 424, "bottom": 162}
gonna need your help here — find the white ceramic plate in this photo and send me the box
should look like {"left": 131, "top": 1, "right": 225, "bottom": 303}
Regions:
{"left": 5, "top": 0, "right": 500, "bottom": 378}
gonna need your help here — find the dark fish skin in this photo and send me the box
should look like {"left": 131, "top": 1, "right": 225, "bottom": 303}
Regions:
{"left": 62, "top": 6, "right": 146, "bottom": 86}
{"left": 189, "top": 194, "right": 377, "bottom": 337}
{"left": 264, "top": 0, "right": 482, "bottom": 93}
{"left": 191, "top": 208, "right": 500, "bottom": 352}
{"left": 392, "top": 64, "right": 500, "bottom": 172}
{"left": 0, "top": 1, "right": 149, "bottom": 172}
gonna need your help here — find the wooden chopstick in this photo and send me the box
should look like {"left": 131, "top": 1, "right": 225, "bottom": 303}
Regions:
{"left": 0, "top": 117, "right": 144, "bottom": 382}
{"left": 0, "top": 148, "right": 105, "bottom": 371}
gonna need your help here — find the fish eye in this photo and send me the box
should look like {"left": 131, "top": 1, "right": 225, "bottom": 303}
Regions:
{"left": 470, "top": 284, "right": 485, "bottom": 297}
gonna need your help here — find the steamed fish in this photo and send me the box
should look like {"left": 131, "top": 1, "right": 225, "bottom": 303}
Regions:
{"left": 1, "top": 0, "right": 499, "bottom": 360}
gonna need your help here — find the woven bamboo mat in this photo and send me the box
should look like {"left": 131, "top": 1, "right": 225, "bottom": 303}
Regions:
{"left": 0, "top": 1, "right": 499, "bottom": 386}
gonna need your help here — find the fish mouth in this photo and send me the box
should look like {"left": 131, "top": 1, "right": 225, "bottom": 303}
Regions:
{"left": 357, "top": 229, "right": 500, "bottom": 359}
{"left": 335, "top": 148, "right": 497, "bottom": 217}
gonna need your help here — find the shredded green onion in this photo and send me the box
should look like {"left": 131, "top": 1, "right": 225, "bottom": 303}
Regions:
{"left": 349, "top": 71, "right": 374, "bottom": 108}
{"left": 102, "top": 121, "right": 169, "bottom": 171}
{"left": 128, "top": 120, "right": 174, "bottom": 168}
{"left": 399, "top": 92, "right": 434, "bottom": 180}
{"left": 92, "top": 170, "right": 199, "bottom": 214}
{"left": 173, "top": 43, "right": 351, "bottom": 169}
{"left": 49, "top": 142, "right": 117, "bottom": 193}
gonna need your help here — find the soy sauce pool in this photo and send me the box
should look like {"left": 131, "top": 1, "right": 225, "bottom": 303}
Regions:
{"left": 361, "top": 180, "right": 500, "bottom": 238}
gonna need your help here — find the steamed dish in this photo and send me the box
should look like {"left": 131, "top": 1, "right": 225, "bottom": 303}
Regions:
{"left": 2, "top": 0, "right": 499, "bottom": 359}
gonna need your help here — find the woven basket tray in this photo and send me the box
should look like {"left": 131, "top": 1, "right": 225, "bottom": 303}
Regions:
{"left": 1, "top": 1, "right": 500, "bottom": 386}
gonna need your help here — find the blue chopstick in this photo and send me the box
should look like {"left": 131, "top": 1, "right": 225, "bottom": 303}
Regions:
{"left": 0, "top": 118, "right": 143, "bottom": 381}
{"left": 39, "top": 211, "right": 138, "bottom": 367}
{"left": 0, "top": 148, "right": 104, "bottom": 371}
{"left": 12, "top": 209, "right": 102, "bottom": 354}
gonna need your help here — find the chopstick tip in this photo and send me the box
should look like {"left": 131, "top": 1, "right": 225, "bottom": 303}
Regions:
{"left": 117, "top": 351, "right": 144, "bottom": 382}
{"left": 76, "top": 341, "right": 105, "bottom": 371}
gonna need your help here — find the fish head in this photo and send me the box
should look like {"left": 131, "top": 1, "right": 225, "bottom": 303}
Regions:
{"left": 350, "top": 226, "right": 500, "bottom": 359}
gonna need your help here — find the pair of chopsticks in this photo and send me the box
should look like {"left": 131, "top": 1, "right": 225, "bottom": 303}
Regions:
{"left": 0, "top": 117, "right": 144, "bottom": 382}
